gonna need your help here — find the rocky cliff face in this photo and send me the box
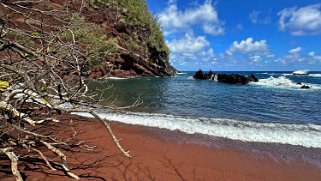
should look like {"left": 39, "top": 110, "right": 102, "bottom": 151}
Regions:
{"left": 1, "top": 0, "right": 176, "bottom": 78}
{"left": 83, "top": 0, "right": 177, "bottom": 78}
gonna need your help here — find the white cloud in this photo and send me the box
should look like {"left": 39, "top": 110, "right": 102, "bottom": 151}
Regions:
{"left": 308, "top": 51, "right": 315, "bottom": 56}
{"left": 278, "top": 3, "right": 321, "bottom": 35}
{"left": 249, "top": 10, "right": 260, "bottom": 24}
{"left": 249, "top": 10, "right": 271, "bottom": 24}
{"left": 308, "top": 51, "right": 321, "bottom": 61}
{"left": 289, "top": 47, "right": 302, "bottom": 54}
{"left": 281, "top": 47, "right": 305, "bottom": 63}
{"left": 167, "top": 34, "right": 209, "bottom": 53}
{"left": 250, "top": 55, "right": 261, "bottom": 62}
{"left": 167, "top": 34, "right": 217, "bottom": 68}
{"left": 278, "top": 47, "right": 321, "bottom": 64}
{"left": 226, "top": 37, "right": 271, "bottom": 56}
{"left": 158, "top": 0, "right": 224, "bottom": 36}
{"left": 224, "top": 37, "right": 274, "bottom": 63}
{"left": 202, "top": 23, "right": 224, "bottom": 36}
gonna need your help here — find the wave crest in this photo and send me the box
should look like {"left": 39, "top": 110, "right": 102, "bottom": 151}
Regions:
{"left": 74, "top": 110, "right": 321, "bottom": 148}
{"left": 293, "top": 70, "right": 309, "bottom": 75}
{"left": 252, "top": 76, "right": 321, "bottom": 89}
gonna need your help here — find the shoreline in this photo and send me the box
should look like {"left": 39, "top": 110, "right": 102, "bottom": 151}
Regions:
{"left": 2, "top": 114, "right": 321, "bottom": 181}
{"left": 75, "top": 110, "right": 321, "bottom": 149}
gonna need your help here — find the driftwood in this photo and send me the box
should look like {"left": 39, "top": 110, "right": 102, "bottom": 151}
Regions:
{"left": 0, "top": 1, "right": 140, "bottom": 180}
{"left": 0, "top": 147, "right": 23, "bottom": 181}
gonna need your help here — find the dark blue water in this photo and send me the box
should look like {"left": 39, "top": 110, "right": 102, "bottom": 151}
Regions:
{"left": 95, "top": 71, "right": 321, "bottom": 125}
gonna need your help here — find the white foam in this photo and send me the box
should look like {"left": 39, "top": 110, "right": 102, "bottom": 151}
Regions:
{"left": 309, "top": 74, "right": 321, "bottom": 77}
{"left": 74, "top": 110, "right": 321, "bottom": 148}
{"left": 293, "top": 70, "right": 309, "bottom": 75}
{"left": 104, "top": 77, "right": 128, "bottom": 80}
{"left": 253, "top": 76, "right": 299, "bottom": 88}
{"left": 258, "top": 72, "right": 279, "bottom": 76}
{"left": 282, "top": 73, "right": 292, "bottom": 76}
{"left": 177, "top": 72, "right": 187, "bottom": 75}
{"left": 283, "top": 73, "right": 321, "bottom": 77}
{"left": 251, "top": 76, "right": 321, "bottom": 89}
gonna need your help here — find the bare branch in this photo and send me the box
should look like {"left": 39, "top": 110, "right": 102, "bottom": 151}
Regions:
{"left": 0, "top": 1, "right": 133, "bottom": 179}
{"left": 40, "top": 140, "right": 79, "bottom": 180}
{"left": 61, "top": 108, "right": 131, "bottom": 158}
{"left": 0, "top": 147, "right": 23, "bottom": 181}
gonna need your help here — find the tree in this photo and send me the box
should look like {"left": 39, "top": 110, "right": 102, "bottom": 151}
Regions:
{"left": 0, "top": 1, "right": 139, "bottom": 180}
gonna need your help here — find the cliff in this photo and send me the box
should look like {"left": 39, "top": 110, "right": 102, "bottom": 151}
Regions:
{"left": 86, "top": 0, "right": 177, "bottom": 78}
{"left": 0, "top": 0, "right": 176, "bottom": 78}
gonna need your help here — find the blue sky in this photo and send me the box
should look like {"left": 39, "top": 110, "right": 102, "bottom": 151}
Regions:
{"left": 146, "top": 0, "right": 321, "bottom": 71}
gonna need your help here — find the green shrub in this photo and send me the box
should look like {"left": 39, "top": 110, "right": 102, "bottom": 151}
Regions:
{"left": 148, "top": 16, "right": 170, "bottom": 60}
{"left": 67, "top": 13, "right": 118, "bottom": 68}
{"left": 6, "top": 30, "right": 34, "bottom": 48}
{"left": 87, "top": 0, "right": 170, "bottom": 61}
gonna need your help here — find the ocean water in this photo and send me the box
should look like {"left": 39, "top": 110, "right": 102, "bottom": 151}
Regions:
{"left": 85, "top": 71, "right": 321, "bottom": 148}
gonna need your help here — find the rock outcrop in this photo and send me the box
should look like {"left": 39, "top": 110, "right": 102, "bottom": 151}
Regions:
{"left": 300, "top": 85, "right": 310, "bottom": 89}
{"left": 193, "top": 70, "right": 259, "bottom": 84}
{"left": 297, "top": 82, "right": 311, "bottom": 89}
{"left": 4, "top": 0, "right": 176, "bottom": 79}
{"left": 292, "top": 70, "right": 309, "bottom": 76}
{"left": 82, "top": 1, "right": 176, "bottom": 78}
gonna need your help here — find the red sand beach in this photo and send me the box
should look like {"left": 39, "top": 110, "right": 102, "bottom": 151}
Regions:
{"left": 1, "top": 115, "right": 321, "bottom": 181}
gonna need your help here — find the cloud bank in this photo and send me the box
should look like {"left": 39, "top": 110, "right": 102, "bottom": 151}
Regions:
{"left": 158, "top": 0, "right": 224, "bottom": 36}
{"left": 278, "top": 3, "right": 321, "bottom": 35}
{"left": 225, "top": 37, "right": 274, "bottom": 63}
{"left": 167, "top": 34, "right": 216, "bottom": 68}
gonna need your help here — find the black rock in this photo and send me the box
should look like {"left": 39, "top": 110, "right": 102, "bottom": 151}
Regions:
{"left": 193, "top": 70, "right": 206, "bottom": 79}
{"left": 217, "top": 74, "right": 249, "bottom": 84}
{"left": 193, "top": 70, "right": 259, "bottom": 84}
{"left": 247, "top": 74, "right": 259, "bottom": 82}
{"left": 297, "top": 82, "right": 302, "bottom": 85}
{"left": 301, "top": 85, "right": 310, "bottom": 89}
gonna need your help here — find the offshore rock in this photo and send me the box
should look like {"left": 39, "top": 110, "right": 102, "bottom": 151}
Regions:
{"left": 301, "top": 85, "right": 310, "bottom": 89}
{"left": 193, "top": 70, "right": 259, "bottom": 84}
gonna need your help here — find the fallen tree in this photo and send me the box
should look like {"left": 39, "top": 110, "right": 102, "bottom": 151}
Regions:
{"left": 0, "top": 1, "right": 140, "bottom": 180}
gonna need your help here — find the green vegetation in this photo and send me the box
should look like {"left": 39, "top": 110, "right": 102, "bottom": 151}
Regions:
{"left": 6, "top": 30, "right": 34, "bottom": 48}
{"left": 148, "top": 17, "right": 170, "bottom": 60}
{"left": 1, "top": 2, "right": 133, "bottom": 179}
{"left": 88, "top": 0, "right": 170, "bottom": 61}
{"left": 67, "top": 13, "right": 118, "bottom": 68}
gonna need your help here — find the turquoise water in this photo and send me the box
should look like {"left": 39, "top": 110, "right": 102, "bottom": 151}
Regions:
{"left": 96, "top": 71, "right": 321, "bottom": 124}
{"left": 85, "top": 71, "right": 321, "bottom": 148}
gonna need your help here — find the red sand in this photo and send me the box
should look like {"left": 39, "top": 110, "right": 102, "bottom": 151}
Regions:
{"left": 1, "top": 115, "right": 321, "bottom": 181}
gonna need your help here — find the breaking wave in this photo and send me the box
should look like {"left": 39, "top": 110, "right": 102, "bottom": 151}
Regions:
{"left": 293, "top": 70, "right": 309, "bottom": 75}
{"left": 104, "top": 77, "right": 129, "bottom": 80}
{"left": 251, "top": 76, "right": 321, "bottom": 89}
{"left": 177, "top": 72, "right": 187, "bottom": 75}
{"left": 309, "top": 74, "right": 321, "bottom": 77}
{"left": 282, "top": 73, "right": 321, "bottom": 77}
{"left": 75, "top": 110, "right": 321, "bottom": 148}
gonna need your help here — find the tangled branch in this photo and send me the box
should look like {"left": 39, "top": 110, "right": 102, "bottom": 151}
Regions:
{"left": 0, "top": 1, "right": 137, "bottom": 180}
